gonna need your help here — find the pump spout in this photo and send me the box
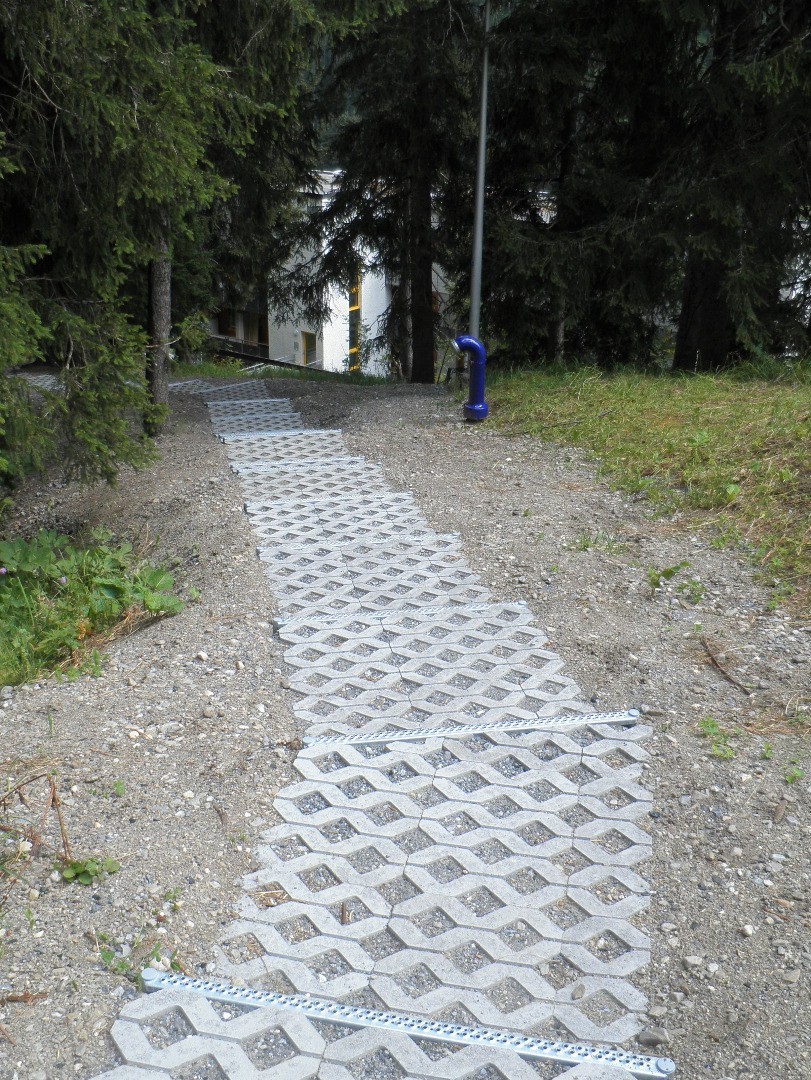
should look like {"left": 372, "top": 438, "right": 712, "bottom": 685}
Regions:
{"left": 454, "top": 335, "right": 489, "bottom": 422}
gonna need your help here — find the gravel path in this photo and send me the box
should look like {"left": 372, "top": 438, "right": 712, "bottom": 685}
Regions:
{"left": 1, "top": 376, "right": 808, "bottom": 1079}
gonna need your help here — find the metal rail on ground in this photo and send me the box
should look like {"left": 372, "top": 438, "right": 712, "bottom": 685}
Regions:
{"left": 141, "top": 969, "right": 676, "bottom": 1079}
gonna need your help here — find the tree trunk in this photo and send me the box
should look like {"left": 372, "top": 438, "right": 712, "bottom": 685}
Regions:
{"left": 546, "top": 107, "right": 577, "bottom": 364}
{"left": 408, "top": 160, "right": 435, "bottom": 384}
{"left": 404, "top": 13, "right": 434, "bottom": 386}
{"left": 672, "top": 253, "right": 736, "bottom": 371}
{"left": 394, "top": 278, "right": 412, "bottom": 380}
{"left": 145, "top": 234, "right": 171, "bottom": 434}
{"left": 546, "top": 294, "right": 566, "bottom": 365}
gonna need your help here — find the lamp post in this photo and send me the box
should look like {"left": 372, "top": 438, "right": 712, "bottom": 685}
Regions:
{"left": 469, "top": 0, "right": 490, "bottom": 342}
{"left": 454, "top": 0, "right": 490, "bottom": 420}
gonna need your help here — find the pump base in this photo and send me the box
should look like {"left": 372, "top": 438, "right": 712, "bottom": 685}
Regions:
{"left": 463, "top": 402, "right": 489, "bottom": 422}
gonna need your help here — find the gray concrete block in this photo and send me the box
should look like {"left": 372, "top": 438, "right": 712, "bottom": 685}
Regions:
{"left": 563, "top": 1065, "right": 643, "bottom": 1079}
{"left": 91, "top": 1068, "right": 166, "bottom": 1079}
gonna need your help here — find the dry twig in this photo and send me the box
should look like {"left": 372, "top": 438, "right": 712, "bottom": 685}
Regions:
{"left": 55, "top": 606, "right": 165, "bottom": 674}
{"left": 700, "top": 636, "right": 753, "bottom": 696}
{"left": 0, "top": 990, "right": 48, "bottom": 1006}
{"left": 0, "top": 756, "right": 71, "bottom": 907}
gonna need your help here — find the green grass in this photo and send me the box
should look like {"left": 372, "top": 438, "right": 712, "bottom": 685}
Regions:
{"left": 486, "top": 365, "right": 811, "bottom": 604}
{"left": 0, "top": 529, "right": 183, "bottom": 685}
{"left": 171, "top": 358, "right": 249, "bottom": 379}
{"left": 170, "top": 358, "right": 389, "bottom": 385}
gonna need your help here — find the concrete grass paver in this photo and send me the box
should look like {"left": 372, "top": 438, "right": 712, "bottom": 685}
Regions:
{"left": 95, "top": 387, "right": 663, "bottom": 1080}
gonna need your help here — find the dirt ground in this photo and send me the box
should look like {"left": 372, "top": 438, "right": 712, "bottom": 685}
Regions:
{"left": 0, "top": 377, "right": 808, "bottom": 1080}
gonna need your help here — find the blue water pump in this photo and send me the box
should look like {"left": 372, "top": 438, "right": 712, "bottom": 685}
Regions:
{"left": 454, "top": 335, "right": 489, "bottom": 422}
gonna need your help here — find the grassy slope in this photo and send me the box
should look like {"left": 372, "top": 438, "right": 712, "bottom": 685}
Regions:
{"left": 486, "top": 366, "right": 811, "bottom": 606}
{"left": 171, "top": 358, "right": 387, "bottom": 385}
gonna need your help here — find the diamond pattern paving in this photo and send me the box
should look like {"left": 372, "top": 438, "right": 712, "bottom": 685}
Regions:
{"left": 206, "top": 397, "right": 298, "bottom": 412}
{"left": 239, "top": 461, "right": 389, "bottom": 502}
{"left": 257, "top": 538, "right": 490, "bottom": 617}
{"left": 100, "top": 990, "right": 646, "bottom": 1079}
{"left": 209, "top": 402, "right": 301, "bottom": 421}
{"left": 245, "top": 493, "right": 434, "bottom": 549}
{"left": 226, "top": 430, "right": 346, "bottom": 464}
{"left": 197, "top": 381, "right": 281, "bottom": 401}
{"left": 96, "top": 385, "right": 660, "bottom": 1080}
{"left": 17, "top": 371, "right": 62, "bottom": 391}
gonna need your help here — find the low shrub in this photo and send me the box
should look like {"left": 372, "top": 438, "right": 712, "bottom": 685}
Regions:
{"left": 0, "top": 528, "right": 182, "bottom": 685}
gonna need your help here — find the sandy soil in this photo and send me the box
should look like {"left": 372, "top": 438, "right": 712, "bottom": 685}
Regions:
{"left": 0, "top": 377, "right": 808, "bottom": 1080}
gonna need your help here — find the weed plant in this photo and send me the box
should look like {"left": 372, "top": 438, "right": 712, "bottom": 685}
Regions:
{"left": 0, "top": 529, "right": 182, "bottom": 685}
{"left": 486, "top": 364, "right": 811, "bottom": 604}
{"left": 697, "top": 715, "right": 738, "bottom": 759}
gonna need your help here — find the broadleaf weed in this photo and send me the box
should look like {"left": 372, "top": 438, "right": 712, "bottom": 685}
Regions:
{"left": 0, "top": 529, "right": 182, "bottom": 685}
{"left": 697, "top": 716, "right": 737, "bottom": 759}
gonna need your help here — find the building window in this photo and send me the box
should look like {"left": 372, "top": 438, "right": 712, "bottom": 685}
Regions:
{"left": 348, "top": 271, "right": 361, "bottom": 372}
{"left": 302, "top": 331, "right": 317, "bottom": 366}
{"left": 243, "top": 312, "right": 259, "bottom": 345}
{"left": 217, "top": 309, "right": 237, "bottom": 338}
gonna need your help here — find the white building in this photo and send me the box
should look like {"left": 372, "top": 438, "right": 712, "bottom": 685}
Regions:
{"left": 266, "top": 263, "right": 392, "bottom": 376}
{"left": 211, "top": 172, "right": 449, "bottom": 378}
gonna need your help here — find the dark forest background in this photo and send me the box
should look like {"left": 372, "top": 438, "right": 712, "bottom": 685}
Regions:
{"left": 2, "top": 1, "right": 810, "bottom": 483}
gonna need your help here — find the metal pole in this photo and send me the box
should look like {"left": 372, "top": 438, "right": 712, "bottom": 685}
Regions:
{"left": 469, "top": 0, "right": 490, "bottom": 341}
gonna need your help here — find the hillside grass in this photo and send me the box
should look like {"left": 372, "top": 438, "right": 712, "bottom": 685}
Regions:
{"left": 485, "top": 364, "right": 811, "bottom": 607}
{"left": 171, "top": 358, "right": 388, "bottom": 385}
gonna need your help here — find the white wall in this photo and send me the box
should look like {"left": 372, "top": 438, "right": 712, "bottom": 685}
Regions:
{"left": 320, "top": 288, "right": 350, "bottom": 372}
{"left": 267, "top": 318, "right": 299, "bottom": 364}
{"left": 265, "top": 270, "right": 391, "bottom": 374}
{"left": 359, "top": 270, "right": 391, "bottom": 377}
{"left": 267, "top": 318, "right": 320, "bottom": 365}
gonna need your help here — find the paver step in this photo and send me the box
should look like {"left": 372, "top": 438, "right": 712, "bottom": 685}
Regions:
{"left": 225, "top": 429, "right": 347, "bottom": 463}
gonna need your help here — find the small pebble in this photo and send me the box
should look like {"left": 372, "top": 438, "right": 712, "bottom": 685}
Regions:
{"left": 638, "top": 1026, "right": 670, "bottom": 1048}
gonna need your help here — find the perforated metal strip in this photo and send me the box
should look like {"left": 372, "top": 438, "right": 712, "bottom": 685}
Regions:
{"left": 226, "top": 427, "right": 344, "bottom": 439}
{"left": 273, "top": 600, "right": 522, "bottom": 629}
{"left": 232, "top": 455, "right": 370, "bottom": 474}
{"left": 220, "top": 429, "right": 312, "bottom": 442}
{"left": 205, "top": 397, "right": 292, "bottom": 407}
{"left": 303, "top": 708, "right": 641, "bottom": 745}
{"left": 140, "top": 969, "right": 675, "bottom": 1078}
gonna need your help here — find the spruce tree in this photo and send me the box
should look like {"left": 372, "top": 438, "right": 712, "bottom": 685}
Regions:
{"left": 670, "top": 0, "right": 811, "bottom": 370}
{"left": 0, "top": 1, "right": 372, "bottom": 483}
{"left": 0, "top": 0, "right": 228, "bottom": 469}
{"left": 455, "top": 0, "right": 811, "bottom": 370}
{"left": 300, "top": 0, "right": 479, "bottom": 383}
